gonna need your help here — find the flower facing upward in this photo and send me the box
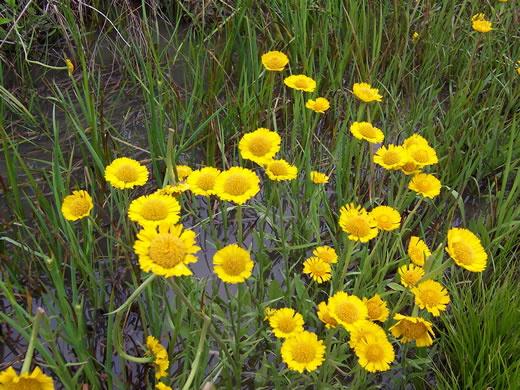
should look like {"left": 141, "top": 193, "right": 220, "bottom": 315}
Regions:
{"left": 261, "top": 51, "right": 289, "bottom": 71}
{"left": 369, "top": 205, "right": 401, "bottom": 231}
{"left": 472, "top": 13, "right": 492, "bottom": 33}
{"left": 310, "top": 171, "right": 329, "bottom": 184}
{"left": 239, "top": 128, "right": 281, "bottom": 166}
{"left": 312, "top": 245, "right": 338, "bottom": 264}
{"left": 317, "top": 301, "right": 338, "bottom": 329}
{"left": 348, "top": 321, "right": 387, "bottom": 351}
{"left": 128, "top": 193, "right": 181, "bottom": 227}
{"left": 61, "top": 190, "right": 93, "bottom": 221}
{"left": 398, "top": 156, "right": 422, "bottom": 175}
{"left": 445, "top": 228, "right": 487, "bottom": 272}
{"left": 339, "top": 203, "right": 379, "bottom": 242}
{"left": 105, "top": 157, "right": 149, "bottom": 189}
{"left": 265, "top": 159, "right": 298, "bottom": 181}
{"left": 214, "top": 167, "right": 260, "bottom": 204}
{"left": 213, "top": 244, "right": 254, "bottom": 283}
{"left": 412, "top": 280, "right": 450, "bottom": 316}
{"left": 403, "top": 134, "right": 430, "bottom": 150}
{"left": 172, "top": 165, "right": 192, "bottom": 181}
{"left": 268, "top": 308, "right": 305, "bottom": 338}
{"left": 146, "top": 336, "right": 169, "bottom": 379}
{"left": 399, "top": 264, "right": 425, "bottom": 288}
{"left": 408, "top": 236, "right": 431, "bottom": 266}
{"left": 187, "top": 167, "right": 221, "bottom": 197}
{"left": 281, "top": 331, "right": 325, "bottom": 373}
{"left": 389, "top": 313, "right": 435, "bottom": 347}
{"left": 406, "top": 144, "right": 438, "bottom": 167}
{"left": 134, "top": 223, "right": 200, "bottom": 277}
{"left": 328, "top": 291, "right": 368, "bottom": 331}
{"left": 362, "top": 294, "right": 389, "bottom": 322}
{"left": 374, "top": 144, "right": 405, "bottom": 170}
{"left": 350, "top": 122, "right": 384, "bottom": 144}
{"left": 0, "top": 366, "right": 54, "bottom": 390}
{"left": 352, "top": 82, "right": 383, "bottom": 102}
{"left": 284, "top": 75, "right": 316, "bottom": 92}
{"left": 306, "top": 97, "right": 330, "bottom": 113}
{"left": 355, "top": 334, "right": 395, "bottom": 373}
{"left": 303, "top": 257, "right": 331, "bottom": 284}
{"left": 409, "top": 173, "right": 442, "bottom": 199}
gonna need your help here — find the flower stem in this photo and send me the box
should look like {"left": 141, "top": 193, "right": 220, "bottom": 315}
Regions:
{"left": 337, "top": 240, "right": 354, "bottom": 290}
{"left": 21, "top": 307, "right": 45, "bottom": 374}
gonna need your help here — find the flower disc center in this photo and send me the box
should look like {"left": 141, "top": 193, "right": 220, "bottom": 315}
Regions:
{"left": 149, "top": 234, "right": 185, "bottom": 268}
{"left": 224, "top": 174, "right": 250, "bottom": 196}
{"left": 140, "top": 199, "right": 169, "bottom": 221}
{"left": 115, "top": 164, "right": 139, "bottom": 183}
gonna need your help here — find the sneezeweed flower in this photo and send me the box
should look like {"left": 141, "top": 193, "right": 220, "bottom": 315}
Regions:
{"left": 312, "top": 245, "right": 338, "bottom": 264}
{"left": 369, "top": 205, "right": 401, "bottom": 231}
{"left": 408, "top": 236, "right": 431, "bottom": 267}
{"left": 445, "top": 228, "right": 488, "bottom": 272}
{"left": 156, "top": 383, "right": 172, "bottom": 390}
{"left": 472, "top": 13, "right": 493, "bottom": 33}
{"left": 155, "top": 183, "right": 190, "bottom": 198}
{"left": 352, "top": 82, "right": 383, "bottom": 102}
{"left": 146, "top": 336, "right": 169, "bottom": 379}
{"left": 264, "top": 307, "right": 276, "bottom": 321}
{"left": 398, "top": 264, "right": 425, "bottom": 288}
{"left": 187, "top": 167, "right": 221, "bottom": 197}
{"left": 362, "top": 294, "right": 389, "bottom": 322}
{"left": 517, "top": 61, "right": 520, "bottom": 76}
{"left": 403, "top": 134, "right": 430, "bottom": 150}
{"left": 134, "top": 223, "right": 200, "bottom": 277}
{"left": 66, "top": 58, "right": 74, "bottom": 76}
{"left": 305, "top": 97, "right": 330, "bottom": 113}
{"left": 412, "top": 280, "right": 450, "bottom": 316}
{"left": 128, "top": 193, "right": 181, "bottom": 227}
{"left": 317, "top": 301, "right": 338, "bottom": 329}
{"left": 302, "top": 257, "right": 331, "bottom": 284}
{"left": 348, "top": 321, "right": 387, "bottom": 350}
{"left": 354, "top": 334, "right": 395, "bottom": 373}
{"left": 61, "top": 190, "right": 93, "bottom": 221}
{"left": 261, "top": 51, "right": 289, "bottom": 71}
{"left": 0, "top": 366, "right": 54, "bottom": 390}
{"left": 214, "top": 167, "right": 260, "bottom": 204}
{"left": 284, "top": 74, "right": 316, "bottom": 92}
{"left": 389, "top": 313, "right": 435, "bottom": 347}
{"left": 265, "top": 159, "right": 298, "bottom": 181}
{"left": 412, "top": 32, "right": 419, "bottom": 42}
{"left": 350, "top": 121, "right": 384, "bottom": 144}
{"left": 338, "top": 203, "right": 379, "bottom": 242}
{"left": 171, "top": 165, "right": 192, "bottom": 181}
{"left": 268, "top": 308, "right": 305, "bottom": 338}
{"left": 398, "top": 155, "right": 422, "bottom": 175}
{"left": 327, "top": 291, "right": 368, "bottom": 331}
{"left": 408, "top": 173, "right": 442, "bottom": 199}
{"left": 239, "top": 128, "right": 281, "bottom": 166}
{"left": 213, "top": 244, "right": 254, "bottom": 283}
{"left": 281, "top": 331, "right": 325, "bottom": 373}
{"left": 310, "top": 171, "right": 329, "bottom": 184}
{"left": 374, "top": 144, "right": 405, "bottom": 170}
{"left": 105, "top": 157, "right": 149, "bottom": 189}
{"left": 406, "top": 144, "right": 438, "bottom": 167}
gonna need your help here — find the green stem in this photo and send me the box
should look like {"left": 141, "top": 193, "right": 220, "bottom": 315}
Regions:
{"left": 21, "top": 307, "right": 45, "bottom": 374}
{"left": 182, "top": 318, "right": 210, "bottom": 390}
{"left": 337, "top": 240, "right": 355, "bottom": 290}
{"left": 237, "top": 204, "right": 243, "bottom": 246}
{"left": 107, "top": 274, "right": 157, "bottom": 315}
{"left": 113, "top": 311, "right": 153, "bottom": 363}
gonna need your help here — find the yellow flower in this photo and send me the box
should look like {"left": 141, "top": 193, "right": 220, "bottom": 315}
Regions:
{"left": 66, "top": 58, "right": 74, "bottom": 76}
{"left": 317, "top": 301, "right": 338, "bottom": 329}
{"left": 302, "top": 257, "right": 331, "bottom": 284}
{"left": 403, "top": 134, "right": 430, "bottom": 150}
{"left": 445, "top": 228, "right": 487, "bottom": 272}
{"left": 105, "top": 157, "right": 149, "bottom": 189}
{"left": 362, "top": 294, "right": 389, "bottom": 322}
{"left": 354, "top": 334, "right": 395, "bottom": 373}
{"left": 156, "top": 384, "right": 172, "bottom": 390}
{"left": 349, "top": 321, "right": 386, "bottom": 348}
{"left": 264, "top": 306, "right": 276, "bottom": 321}
{"left": 352, "top": 82, "right": 383, "bottom": 102}
{"left": 350, "top": 121, "right": 384, "bottom": 144}
{"left": 369, "top": 205, "right": 401, "bottom": 231}
{"left": 327, "top": 291, "right": 368, "bottom": 331}
{"left": 406, "top": 144, "right": 438, "bottom": 167}
{"left": 411, "top": 280, "right": 450, "bottom": 317}
{"left": 171, "top": 165, "right": 192, "bottom": 181}
{"left": 265, "top": 159, "right": 298, "bottom": 181}
{"left": 310, "top": 171, "right": 329, "bottom": 184}
{"left": 134, "top": 223, "right": 200, "bottom": 277}
{"left": 214, "top": 167, "right": 260, "bottom": 204}
{"left": 312, "top": 245, "right": 337, "bottom": 264}
{"left": 268, "top": 308, "right": 305, "bottom": 338}
{"left": 155, "top": 183, "right": 190, "bottom": 198}
{"left": 472, "top": 13, "right": 493, "bottom": 33}
{"left": 0, "top": 366, "right": 54, "bottom": 390}
{"left": 239, "top": 128, "right": 281, "bottom": 166}
{"left": 281, "top": 331, "right": 325, "bottom": 373}
{"left": 261, "top": 51, "right": 289, "bottom": 71}
{"left": 408, "top": 236, "right": 431, "bottom": 266}
{"left": 398, "top": 155, "right": 422, "bottom": 175}
{"left": 408, "top": 173, "right": 442, "bottom": 198}
{"left": 128, "top": 193, "right": 181, "bottom": 228}
{"left": 187, "top": 167, "right": 221, "bottom": 197}
{"left": 146, "top": 336, "right": 169, "bottom": 379}
{"left": 398, "top": 264, "right": 425, "bottom": 288}
{"left": 338, "top": 203, "right": 379, "bottom": 242}
{"left": 61, "top": 190, "right": 93, "bottom": 221}
{"left": 305, "top": 97, "right": 330, "bottom": 113}
{"left": 284, "top": 74, "right": 316, "bottom": 92}
{"left": 517, "top": 61, "right": 520, "bottom": 76}
{"left": 389, "top": 313, "right": 435, "bottom": 347}
{"left": 374, "top": 144, "right": 405, "bottom": 170}
{"left": 213, "top": 244, "right": 254, "bottom": 283}
{"left": 412, "top": 32, "right": 419, "bottom": 42}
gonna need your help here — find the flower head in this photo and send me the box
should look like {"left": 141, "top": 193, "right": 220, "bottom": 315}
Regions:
{"left": 265, "top": 159, "right": 298, "bottom": 181}
{"left": 369, "top": 205, "right": 401, "bottom": 231}
{"left": 398, "top": 155, "right": 422, "bottom": 175}
{"left": 268, "top": 308, "right": 305, "bottom": 338}
{"left": 128, "top": 193, "right": 181, "bottom": 228}
{"left": 156, "top": 384, "right": 172, "bottom": 390}
{"left": 327, "top": 291, "right": 368, "bottom": 331}
{"left": 403, "top": 134, "right": 430, "bottom": 150}
{"left": 312, "top": 245, "right": 338, "bottom": 264}
{"left": 155, "top": 183, "right": 190, "bottom": 198}
{"left": 389, "top": 313, "right": 435, "bottom": 347}
{"left": 472, "top": 13, "right": 492, "bottom": 33}
{"left": 406, "top": 144, "right": 438, "bottom": 167}
{"left": 408, "top": 236, "right": 431, "bottom": 266}
{"left": 171, "top": 165, "right": 192, "bottom": 181}
{"left": 0, "top": 366, "right": 54, "bottom": 390}
{"left": 339, "top": 203, "right": 379, "bottom": 242}
{"left": 187, "top": 167, "right": 221, "bottom": 197}
{"left": 305, "top": 97, "right": 330, "bottom": 113}
{"left": 303, "top": 257, "right": 331, "bottom": 284}
{"left": 213, "top": 244, "right": 254, "bottom": 283}
{"left": 66, "top": 58, "right": 74, "bottom": 76}
{"left": 398, "top": 264, "right": 425, "bottom": 288}
{"left": 310, "top": 171, "right": 329, "bottom": 184}
{"left": 284, "top": 75, "right": 316, "bottom": 92}
{"left": 239, "top": 128, "right": 281, "bottom": 166}
{"left": 354, "top": 334, "right": 395, "bottom": 373}
{"left": 261, "top": 51, "right": 289, "bottom": 71}
{"left": 409, "top": 173, "right": 442, "bottom": 199}
{"left": 349, "top": 321, "right": 387, "bottom": 349}
{"left": 362, "top": 294, "right": 389, "bottom": 322}
{"left": 61, "top": 190, "right": 93, "bottom": 221}
{"left": 214, "top": 167, "right": 260, "bottom": 204}
{"left": 412, "top": 280, "right": 450, "bottom": 316}
{"left": 412, "top": 32, "right": 419, "bottom": 42}
{"left": 105, "top": 157, "right": 149, "bottom": 189}
{"left": 281, "top": 331, "right": 325, "bottom": 373}
{"left": 374, "top": 144, "right": 405, "bottom": 170}
{"left": 352, "top": 82, "right": 383, "bottom": 102}
{"left": 350, "top": 122, "right": 384, "bottom": 144}
{"left": 445, "top": 228, "right": 487, "bottom": 272}
{"left": 146, "top": 336, "right": 169, "bottom": 379}
{"left": 317, "top": 301, "right": 338, "bottom": 329}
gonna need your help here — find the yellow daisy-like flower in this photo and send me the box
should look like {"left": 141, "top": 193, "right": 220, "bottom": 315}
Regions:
{"left": 406, "top": 144, "right": 438, "bottom": 167}
{"left": 408, "top": 236, "right": 431, "bottom": 267}
{"left": 155, "top": 183, "right": 190, "bottom": 198}
{"left": 312, "top": 245, "right": 337, "bottom": 264}
{"left": 239, "top": 128, "right": 281, "bottom": 166}
{"left": 398, "top": 264, "right": 425, "bottom": 288}
{"left": 317, "top": 301, "right": 338, "bottom": 329}
{"left": 310, "top": 171, "right": 329, "bottom": 184}
{"left": 338, "top": 203, "right": 379, "bottom": 242}
{"left": 398, "top": 155, "right": 422, "bottom": 175}
{"left": 146, "top": 336, "right": 169, "bottom": 379}
{"left": 403, "top": 134, "right": 430, "bottom": 150}
{"left": 171, "top": 165, "right": 192, "bottom": 181}
{"left": 281, "top": 331, "right": 325, "bottom": 373}
{"left": 472, "top": 13, "right": 492, "bottom": 33}
{"left": 327, "top": 291, "right": 368, "bottom": 331}
{"left": 350, "top": 121, "right": 384, "bottom": 144}
{"left": 284, "top": 74, "right": 316, "bottom": 92}
{"left": 369, "top": 205, "right": 401, "bottom": 231}
{"left": 105, "top": 157, "right": 149, "bottom": 189}
{"left": 374, "top": 144, "right": 405, "bottom": 170}
{"left": 61, "top": 190, "right": 93, "bottom": 221}
{"left": 409, "top": 173, "right": 442, "bottom": 199}
{"left": 268, "top": 308, "right": 305, "bottom": 339}
{"left": 66, "top": 58, "right": 74, "bottom": 76}
{"left": 261, "top": 51, "right": 289, "bottom": 71}
{"left": 265, "top": 159, "right": 298, "bottom": 181}
{"left": 264, "top": 306, "right": 276, "bottom": 321}
{"left": 362, "top": 294, "right": 389, "bottom": 322}
{"left": 128, "top": 193, "right": 181, "bottom": 228}
{"left": 355, "top": 334, "right": 395, "bottom": 373}
{"left": 517, "top": 61, "right": 520, "bottom": 76}
{"left": 156, "top": 383, "right": 172, "bottom": 390}
{"left": 411, "top": 280, "right": 450, "bottom": 317}
{"left": 214, "top": 167, "right": 260, "bottom": 204}
{"left": 0, "top": 366, "right": 54, "bottom": 390}
{"left": 445, "top": 228, "right": 488, "bottom": 272}
{"left": 134, "top": 223, "right": 200, "bottom": 277}
{"left": 389, "top": 313, "right": 435, "bottom": 347}
{"left": 187, "top": 167, "right": 221, "bottom": 197}
{"left": 302, "top": 257, "right": 331, "bottom": 284}
{"left": 412, "top": 32, "right": 419, "bottom": 42}
{"left": 348, "top": 321, "right": 387, "bottom": 350}
{"left": 305, "top": 97, "right": 330, "bottom": 113}
{"left": 213, "top": 244, "right": 254, "bottom": 283}
{"left": 352, "top": 82, "right": 383, "bottom": 102}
